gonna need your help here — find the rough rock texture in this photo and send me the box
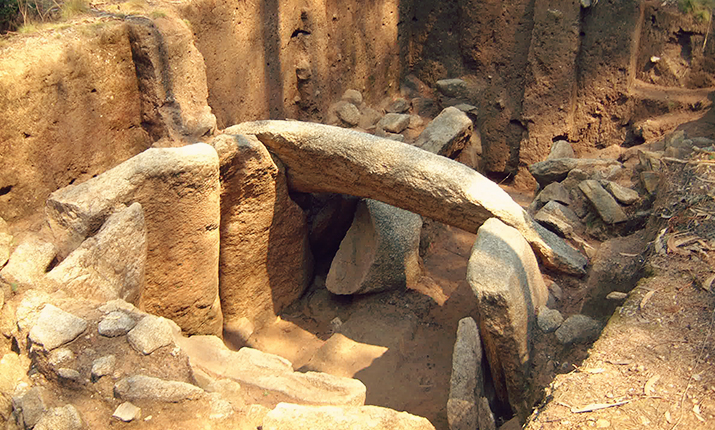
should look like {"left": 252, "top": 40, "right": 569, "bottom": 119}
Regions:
{"left": 447, "top": 317, "right": 484, "bottom": 430}
{"left": 528, "top": 182, "right": 572, "bottom": 214}
{"left": 578, "top": 180, "right": 628, "bottom": 224}
{"left": 127, "top": 315, "right": 175, "bottom": 355}
{"left": 46, "top": 203, "right": 147, "bottom": 304}
{"left": 45, "top": 144, "right": 222, "bottom": 336}
{"left": 33, "top": 404, "right": 82, "bottom": 430}
{"left": 327, "top": 199, "right": 422, "bottom": 295}
{"left": 378, "top": 113, "right": 411, "bottom": 134}
{"left": 227, "top": 121, "right": 586, "bottom": 275}
{"left": 547, "top": 141, "right": 576, "bottom": 160}
{"left": 98, "top": 311, "right": 136, "bottom": 337}
{"left": 0, "top": 236, "right": 56, "bottom": 288}
{"left": 262, "top": 403, "right": 436, "bottom": 430}
{"left": 91, "top": 355, "right": 117, "bottom": 381}
{"left": 555, "top": 315, "right": 602, "bottom": 345}
{"left": 174, "top": 335, "right": 366, "bottom": 406}
{"left": 114, "top": 375, "right": 204, "bottom": 402}
{"left": 0, "top": 217, "right": 11, "bottom": 268}
{"left": 529, "top": 158, "right": 620, "bottom": 188}
{"left": 414, "top": 107, "right": 473, "bottom": 158}
{"left": 605, "top": 181, "right": 639, "bottom": 205}
{"left": 534, "top": 200, "right": 582, "bottom": 238}
{"left": 210, "top": 134, "right": 312, "bottom": 332}
{"left": 28, "top": 305, "right": 87, "bottom": 351}
{"left": 467, "top": 218, "right": 548, "bottom": 421}
{"left": 113, "top": 402, "right": 141, "bottom": 422}
{"left": 537, "top": 308, "right": 564, "bottom": 333}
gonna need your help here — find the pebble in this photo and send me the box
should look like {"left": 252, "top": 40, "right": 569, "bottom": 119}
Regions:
{"left": 29, "top": 305, "right": 88, "bottom": 351}
{"left": 56, "top": 368, "right": 81, "bottom": 382}
{"left": 48, "top": 348, "right": 75, "bottom": 368}
{"left": 606, "top": 291, "right": 628, "bottom": 301}
{"left": 538, "top": 308, "right": 564, "bottom": 333}
{"left": 113, "top": 402, "right": 141, "bottom": 422}
{"left": 91, "top": 355, "right": 117, "bottom": 381}
{"left": 126, "top": 315, "right": 173, "bottom": 355}
{"left": 98, "top": 311, "right": 136, "bottom": 337}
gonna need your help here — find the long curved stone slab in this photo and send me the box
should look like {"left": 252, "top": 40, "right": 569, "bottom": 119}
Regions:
{"left": 225, "top": 121, "right": 587, "bottom": 275}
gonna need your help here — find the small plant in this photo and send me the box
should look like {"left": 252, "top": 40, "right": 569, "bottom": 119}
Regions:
{"left": 679, "top": 0, "right": 715, "bottom": 21}
{"left": 60, "top": 0, "right": 88, "bottom": 20}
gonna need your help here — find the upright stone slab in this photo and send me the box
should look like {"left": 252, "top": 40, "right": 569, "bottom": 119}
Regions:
{"left": 467, "top": 218, "right": 548, "bottom": 421}
{"left": 210, "top": 134, "right": 313, "bottom": 332}
{"left": 46, "top": 203, "right": 147, "bottom": 304}
{"left": 448, "top": 317, "right": 486, "bottom": 430}
{"left": 326, "top": 199, "right": 422, "bottom": 295}
{"left": 414, "top": 107, "right": 473, "bottom": 158}
{"left": 45, "top": 144, "right": 222, "bottom": 336}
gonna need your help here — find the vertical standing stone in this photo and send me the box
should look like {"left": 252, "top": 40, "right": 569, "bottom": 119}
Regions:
{"left": 46, "top": 144, "right": 222, "bottom": 336}
{"left": 467, "top": 218, "right": 548, "bottom": 421}
{"left": 210, "top": 134, "right": 313, "bottom": 334}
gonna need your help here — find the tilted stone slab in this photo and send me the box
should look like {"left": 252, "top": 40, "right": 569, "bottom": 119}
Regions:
{"left": 46, "top": 203, "right": 146, "bottom": 304}
{"left": 210, "top": 134, "right": 313, "bottom": 332}
{"left": 45, "top": 144, "right": 222, "bottom": 336}
{"left": 578, "top": 180, "right": 628, "bottom": 224}
{"left": 29, "top": 305, "right": 88, "bottom": 351}
{"left": 529, "top": 158, "right": 621, "bottom": 188}
{"left": 414, "top": 106, "right": 473, "bottom": 158}
{"left": 174, "top": 334, "right": 366, "bottom": 406}
{"left": 114, "top": 375, "right": 204, "bottom": 402}
{"left": 448, "top": 317, "right": 489, "bottom": 430}
{"left": 226, "top": 121, "right": 586, "bottom": 275}
{"left": 262, "top": 403, "right": 435, "bottom": 430}
{"left": 326, "top": 199, "right": 421, "bottom": 295}
{"left": 467, "top": 218, "right": 548, "bottom": 421}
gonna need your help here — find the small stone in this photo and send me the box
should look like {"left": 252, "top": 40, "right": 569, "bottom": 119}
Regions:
{"left": 606, "top": 291, "right": 628, "bottom": 301}
{"left": 604, "top": 182, "right": 639, "bottom": 205}
{"left": 555, "top": 314, "right": 601, "bottom": 345}
{"left": 208, "top": 393, "right": 233, "bottom": 420}
{"left": 14, "top": 387, "right": 45, "bottom": 429}
{"left": 387, "top": 98, "right": 410, "bottom": 113}
{"left": 126, "top": 315, "right": 173, "bottom": 355}
{"left": 378, "top": 113, "right": 411, "bottom": 134}
{"left": 48, "top": 348, "right": 75, "bottom": 368}
{"left": 98, "top": 311, "right": 136, "bottom": 337}
{"left": 114, "top": 375, "right": 204, "bottom": 402}
{"left": 578, "top": 180, "right": 628, "bottom": 224}
{"left": 29, "top": 305, "right": 88, "bottom": 351}
{"left": 538, "top": 308, "right": 564, "bottom": 333}
{"left": 640, "top": 171, "right": 661, "bottom": 194}
{"left": 341, "top": 89, "right": 363, "bottom": 106}
{"left": 335, "top": 101, "right": 361, "bottom": 127}
{"left": 548, "top": 140, "right": 575, "bottom": 160}
{"left": 436, "top": 78, "right": 468, "bottom": 98}
{"left": 535, "top": 201, "right": 581, "bottom": 237}
{"left": 0, "top": 236, "right": 56, "bottom": 288}
{"left": 329, "top": 317, "right": 342, "bottom": 333}
{"left": 56, "top": 368, "right": 81, "bottom": 382}
{"left": 113, "top": 402, "right": 141, "bottom": 422}
{"left": 548, "top": 282, "right": 564, "bottom": 301}
{"left": 91, "top": 355, "right": 117, "bottom": 381}
{"left": 34, "top": 405, "right": 82, "bottom": 430}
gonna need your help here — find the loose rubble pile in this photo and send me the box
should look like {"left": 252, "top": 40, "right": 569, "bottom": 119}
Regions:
{"left": 1, "top": 79, "right": 712, "bottom": 430}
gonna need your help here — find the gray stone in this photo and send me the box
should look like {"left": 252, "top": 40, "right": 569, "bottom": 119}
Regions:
{"left": 538, "top": 308, "right": 564, "bottom": 333}
{"left": 387, "top": 98, "right": 410, "bottom": 113}
{"left": 335, "top": 101, "right": 361, "bottom": 127}
{"left": 56, "top": 368, "right": 81, "bottom": 382}
{"left": 341, "top": 89, "right": 363, "bottom": 106}
{"left": 262, "top": 403, "right": 436, "bottom": 430}
{"left": 375, "top": 129, "right": 405, "bottom": 142}
{"left": 414, "top": 107, "right": 473, "bottom": 158}
{"left": 48, "top": 348, "right": 75, "bottom": 368}
{"left": 555, "top": 315, "right": 601, "bottom": 344}
{"left": 467, "top": 218, "right": 548, "bottom": 421}
{"left": 640, "top": 171, "right": 661, "bottom": 194}
{"left": 46, "top": 202, "right": 147, "bottom": 304}
{"left": 358, "top": 106, "right": 382, "bottom": 129}
{"left": 34, "top": 405, "right": 82, "bottom": 430}
{"left": 14, "top": 387, "right": 45, "bottom": 429}
{"left": 326, "top": 199, "right": 422, "bottom": 295}
{"left": 411, "top": 97, "right": 439, "bottom": 117}
{"left": 127, "top": 315, "right": 174, "bottom": 355}
{"left": 447, "top": 317, "right": 483, "bottom": 430}
{"left": 91, "top": 355, "right": 116, "bottom": 381}
{"left": 98, "top": 311, "right": 136, "bottom": 337}
{"left": 548, "top": 282, "right": 564, "bottom": 301}
{"left": 529, "top": 158, "right": 621, "bottom": 188}
{"left": 0, "top": 236, "right": 56, "bottom": 288}
{"left": 606, "top": 291, "right": 628, "bottom": 301}
{"left": 173, "top": 335, "right": 366, "bottom": 406}
{"left": 226, "top": 121, "right": 587, "bottom": 275}
{"left": 547, "top": 140, "right": 576, "bottom": 160}
{"left": 690, "top": 136, "right": 715, "bottom": 148}
{"left": 453, "top": 103, "right": 478, "bottom": 115}
{"left": 45, "top": 143, "right": 222, "bottom": 336}
{"left": 536, "top": 182, "right": 572, "bottom": 207}
{"left": 604, "top": 182, "right": 639, "bottom": 205}
{"left": 378, "top": 113, "right": 411, "bottom": 134}
{"left": 29, "top": 305, "right": 87, "bottom": 351}
{"left": 0, "top": 217, "right": 11, "bottom": 269}
{"left": 534, "top": 201, "right": 582, "bottom": 237}
{"left": 113, "top": 401, "right": 141, "bottom": 422}
{"left": 114, "top": 375, "right": 203, "bottom": 402}
{"left": 436, "top": 78, "right": 468, "bottom": 98}
{"left": 477, "top": 397, "right": 496, "bottom": 430}
{"left": 578, "top": 180, "right": 628, "bottom": 224}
